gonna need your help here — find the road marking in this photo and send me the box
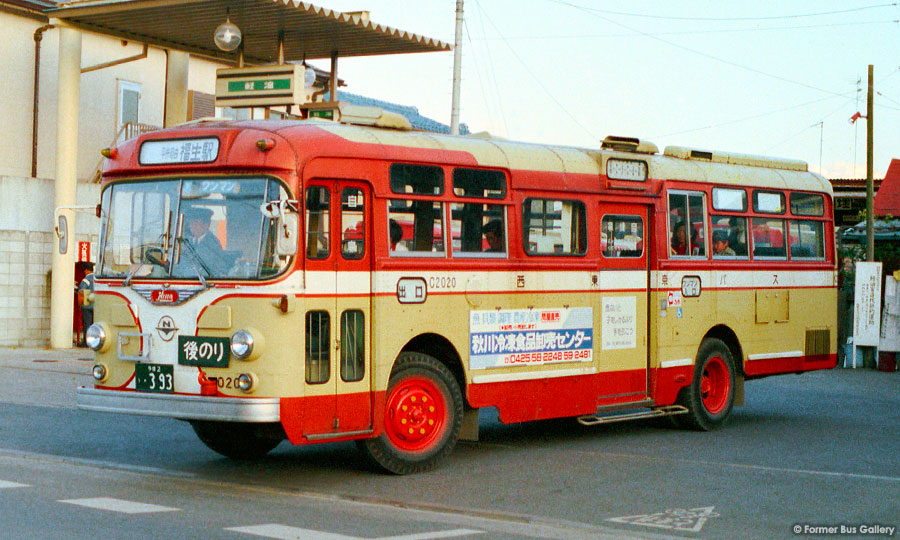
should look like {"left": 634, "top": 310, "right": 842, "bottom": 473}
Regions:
{"left": 59, "top": 497, "right": 179, "bottom": 514}
{"left": 608, "top": 506, "right": 719, "bottom": 532}
{"left": 225, "top": 524, "right": 482, "bottom": 540}
{"left": 0, "top": 480, "right": 28, "bottom": 488}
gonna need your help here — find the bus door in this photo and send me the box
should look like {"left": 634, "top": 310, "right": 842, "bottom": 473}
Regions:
{"left": 597, "top": 203, "right": 651, "bottom": 405}
{"left": 302, "top": 180, "right": 373, "bottom": 439}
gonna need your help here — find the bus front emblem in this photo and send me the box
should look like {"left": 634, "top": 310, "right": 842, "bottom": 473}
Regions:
{"left": 156, "top": 316, "right": 178, "bottom": 341}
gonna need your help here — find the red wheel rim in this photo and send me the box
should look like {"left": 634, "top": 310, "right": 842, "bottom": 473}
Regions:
{"left": 384, "top": 376, "right": 447, "bottom": 452}
{"left": 700, "top": 356, "right": 731, "bottom": 414}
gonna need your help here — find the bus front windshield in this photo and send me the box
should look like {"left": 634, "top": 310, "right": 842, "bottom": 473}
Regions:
{"left": 98, "top": 177, "right": 293, "bottom": 281}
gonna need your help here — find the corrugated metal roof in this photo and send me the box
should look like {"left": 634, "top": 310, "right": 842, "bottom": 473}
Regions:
{"left": 48, "top": 0, "right": 450, "bottom": 64}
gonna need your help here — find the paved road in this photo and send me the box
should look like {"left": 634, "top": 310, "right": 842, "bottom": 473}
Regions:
{"left": 0, "top": 347, "right": 898, "bottom": 539}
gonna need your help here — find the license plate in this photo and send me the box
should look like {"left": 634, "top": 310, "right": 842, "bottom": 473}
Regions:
{"left": 178, "top": 336, "right": 230, "bottom": 368}
{"left": 135, "top": 363, "right": 174, "bottom": 393}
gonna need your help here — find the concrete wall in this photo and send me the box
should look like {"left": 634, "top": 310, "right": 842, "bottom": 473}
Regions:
{"left": 0, "top": 177, "right": 100, "bottom": 347}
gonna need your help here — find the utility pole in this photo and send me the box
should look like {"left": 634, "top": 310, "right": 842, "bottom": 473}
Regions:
{"left": 864, "top": 64, "right": 876, "bottom": 369}
{"left": 866, "top": 64, "right": 875, "bottom": 262}
{"left": 450, "top": 0, "right": 463, "bottom": 135}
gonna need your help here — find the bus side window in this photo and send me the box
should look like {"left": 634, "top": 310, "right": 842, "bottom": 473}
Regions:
{"left": 340, "top": 310, "right": 365, "bottom": 382}
{"left": 388, "top": 200, "right": 445, "bottom": 255}
{"left": 668, "top": 191, "right": 707, "bottom": 257}
{"left": 450, "top": 203, "right": 506, "bottom": 255}
{"left": 340, "top": 188, "right": 364, "bottom": 260}
{"left": 523, "top": 198, "right": 586, "bottom": 256}
{"left": 306, "top": 186, "right": 330, "bottom": 259}
{"left": 306, "top": 310, "right": 330, "bottom": 384}
{"left": 602, "top": 215, "right": 643, "bottom": 257}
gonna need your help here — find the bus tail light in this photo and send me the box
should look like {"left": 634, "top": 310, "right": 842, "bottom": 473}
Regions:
{"left": 230, "top": 328, "right": 263, "bottom": 360}
{"left": 236, "top": 372, "right": 257, "bottom": 393}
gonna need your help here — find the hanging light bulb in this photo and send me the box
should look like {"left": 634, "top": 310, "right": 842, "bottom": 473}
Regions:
{"left": 214, "top": 17, "right": 242, "bottom": 52}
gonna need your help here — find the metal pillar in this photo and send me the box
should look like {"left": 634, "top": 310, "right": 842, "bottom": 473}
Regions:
{"left": 50, "top": 26, "right": 82, "bottom": 349}
{"left": 164, "top": 50, "right": 190, "bottom": 127}
{"left": 450, "top": 0, "right": 463, "bottom": 135}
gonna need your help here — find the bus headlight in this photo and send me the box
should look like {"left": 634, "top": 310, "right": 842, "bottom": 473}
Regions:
{"left": 236, "top": 372, "right": 257, "bottom": 393}
{"left": 230, "top": 328, "right": 263, "bottom": 360}
{"left": 85, "top": 324, "right": 108, "bottom": 352}
{"left": 91, "top": 364, "right": 108, "bottom": 382}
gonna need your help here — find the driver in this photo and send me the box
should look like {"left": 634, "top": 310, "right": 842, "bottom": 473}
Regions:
{"left": 182, "top": 207, "right": 226, "bottom": 275}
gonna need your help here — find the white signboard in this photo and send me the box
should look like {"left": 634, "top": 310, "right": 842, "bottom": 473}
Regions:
{"left": 469, "top": 307, "right": 593, "bottom": 369}
{"left": 602, "top": 296, "right": 637, "bottom": 350}
{"left": 853, "top": 262, "right": 882, "bottom": 347}
{"left": 879, "top": 274, "right": 900, "bottom": 352}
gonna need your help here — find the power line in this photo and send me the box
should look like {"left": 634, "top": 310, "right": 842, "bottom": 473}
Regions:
{"left": 468, "top": 19, "right": 898, "bottom": 41}
{"left": 475, "top": 0, "right": 600, "bottom": 143}
{"left": 543, "top": 1, "right": 898, "bottom": 22}
{"left": 471, "top": 0, "right": 509, "bottom": 137}
{"left": 461, "top": 15, "right": 496, "bottom": 133}
{"left": 547, "top": 0, "right": 852, "bottom": 99}
{"left": 653, "top": 95, "right": 847, "bottom": 139}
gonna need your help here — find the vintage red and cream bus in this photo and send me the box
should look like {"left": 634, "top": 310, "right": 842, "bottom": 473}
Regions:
{"left": 77, "top": 116, "right": 836, "bottom": 474}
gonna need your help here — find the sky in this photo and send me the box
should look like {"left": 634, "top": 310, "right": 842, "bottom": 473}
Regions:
{"left": 315, "top": 1, "right": 899, "bottom": 179}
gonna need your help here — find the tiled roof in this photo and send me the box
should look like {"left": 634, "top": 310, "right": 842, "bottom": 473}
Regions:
{"left": 334, "top": 91, "right": 469, "bottom": 135}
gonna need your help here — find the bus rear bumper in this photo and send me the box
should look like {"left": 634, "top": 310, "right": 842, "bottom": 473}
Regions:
{"left": 76, "top": 387, "right": 281, "bottom": 423}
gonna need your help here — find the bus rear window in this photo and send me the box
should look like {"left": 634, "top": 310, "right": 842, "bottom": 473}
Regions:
{"left": 790, "top": 193, "right": 825, "bottom": 216}
{"left": 790, "top": 220, "right": 825, "bottom": 259}
{"left": 523, "top": 198, "right": 586, "bottom": 256}
{"left": 752, "top": 218, "right": 786, "bottom": 258}
{"left": 753, "top": 190, "right": 785, "bottom": 214}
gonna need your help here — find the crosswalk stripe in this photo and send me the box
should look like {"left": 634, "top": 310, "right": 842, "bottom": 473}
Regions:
{"left": 59, "top": 497, "right": 179, "bottom": 514}
{"left": 0, "top": 481, "right": 28, "bottom": 489}
{"left": 225, "top": 524, "right": 482, "bottom": 540}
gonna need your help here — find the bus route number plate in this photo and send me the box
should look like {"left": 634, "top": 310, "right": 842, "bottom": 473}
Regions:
{"left": 178, "top": 336, "right": 230, "bottom": 368}
{"left": 135, "top": 363, "right": 174, "bottom": 393}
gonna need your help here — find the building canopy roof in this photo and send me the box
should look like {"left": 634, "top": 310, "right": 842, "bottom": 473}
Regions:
{"left": 48, "top": 0, "right": 450, "bottom": 64}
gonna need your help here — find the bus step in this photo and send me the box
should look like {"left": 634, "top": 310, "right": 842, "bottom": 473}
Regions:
{"left": 577, "top": 405, "right": 689, "bottom": 426}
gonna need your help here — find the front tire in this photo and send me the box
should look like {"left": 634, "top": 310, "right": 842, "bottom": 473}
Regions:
{"left": 190, "top": 421, "right": 283, "bottom": 460}
{"left": 674, "top": 338, "right": 736, "bottom": 431}
{"left": 360, "top": 352, "right": 463, "bottom": 474}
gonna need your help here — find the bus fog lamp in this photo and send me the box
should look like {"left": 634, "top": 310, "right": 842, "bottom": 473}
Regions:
{"left": 230, "top": 330, "right": 254, "bottom": 359}
{"left": 236, "top": 373, "right": 255, "bottom": 392}
{"left": 91, "top": 364, "right": 107, "bottom": 382}
{"left": 85, "top": 324, "right": 106, "bottom": 351}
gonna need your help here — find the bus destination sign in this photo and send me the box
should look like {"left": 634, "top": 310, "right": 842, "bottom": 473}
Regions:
{"left": 139, "top": 138, "right": 219, "bottom": 165}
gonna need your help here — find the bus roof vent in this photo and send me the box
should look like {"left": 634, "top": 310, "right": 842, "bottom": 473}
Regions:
{"left": 663, "top": 146, "right": 808, "bottom": 172}
{"left": 601, "top": 135, "right": 658, "bottom": 154}
{"left": 301, "top": 102, "right": 412, "bottom": 131}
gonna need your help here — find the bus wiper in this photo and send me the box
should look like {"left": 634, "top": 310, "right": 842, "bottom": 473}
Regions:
{"left": 175, "top": 236, "right": 211, "bottom": 288}
{"left": 122, "top": 261, "right": 147, "bottom": 287}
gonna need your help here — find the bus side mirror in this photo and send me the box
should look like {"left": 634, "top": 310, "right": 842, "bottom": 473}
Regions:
{"left": 261, "top": 200, "right": 299, "bottom": 257}
{"left": 57, "top": 215, "right": 68, "bottom": 254}
{"left": 276, "top": 213, "right": 298, "bottom": 256}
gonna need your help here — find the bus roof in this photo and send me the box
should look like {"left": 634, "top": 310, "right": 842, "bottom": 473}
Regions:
{"left": 305, "top": 121, "right": 833, "bottom": 195}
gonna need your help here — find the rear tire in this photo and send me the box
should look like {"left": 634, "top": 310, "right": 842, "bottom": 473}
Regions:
{"left": 359, "top": 352, "right": 463, "bottom": 474}
{"left": 674, "top": 338, "right": 736, "bottom": 431}
{"left": 190, "top": 421, "right": 283, "bottom": 460}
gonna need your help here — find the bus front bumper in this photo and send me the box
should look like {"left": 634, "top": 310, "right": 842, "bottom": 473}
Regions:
{"left": 76, "top": 387, "right": 281, "bottom": 423}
